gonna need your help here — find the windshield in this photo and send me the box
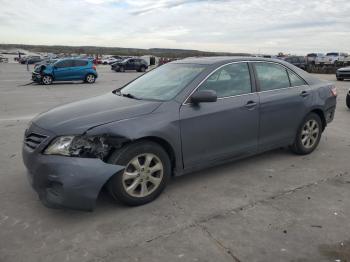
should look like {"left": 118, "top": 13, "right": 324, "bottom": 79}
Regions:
{"left": 120, "top": 63, "right": 207, "bottom": 101}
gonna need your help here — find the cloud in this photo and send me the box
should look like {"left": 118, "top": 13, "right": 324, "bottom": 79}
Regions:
{"left": 0, "top": 0, "right": 349, "bottom": 54}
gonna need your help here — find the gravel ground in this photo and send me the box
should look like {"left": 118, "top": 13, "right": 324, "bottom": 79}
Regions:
{"left": 0, "top": 63, "right": 349, "bottom": 262}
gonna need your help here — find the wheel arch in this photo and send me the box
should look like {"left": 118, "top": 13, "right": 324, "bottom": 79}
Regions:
{"left": 309, "top": 108, "right": 326, "bottom": 131}
{"left": 41, "top": 73, "right": 55, "bottom": 83}
{"left": 85, "top": 72, "right": 97, "bottom": 78}
{"left": 132, "top": 136, "right": 176, "bottom": 173}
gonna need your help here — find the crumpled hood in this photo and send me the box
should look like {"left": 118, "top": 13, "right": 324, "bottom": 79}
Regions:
{"left": 33, "top": 92, "right": 162, "bottom": 135}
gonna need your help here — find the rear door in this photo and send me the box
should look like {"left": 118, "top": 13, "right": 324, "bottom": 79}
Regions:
{"left": 180, "top": 62, "right": 259, "bottom": 169}
{"left": 72, "top": 60, "right": 88, "bottom": 80}
{"left": 253, "top": 62, "right": 311, "bottom": 151}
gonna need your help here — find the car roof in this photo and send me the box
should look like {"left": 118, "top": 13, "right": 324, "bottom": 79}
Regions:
{"left": 171, "top": 56, "right": 324, "bottom": 85}
{"left": 56, "top": 58, "right": 90, "bottom": 61}
{"left": 172, "top": 56, "right": 290, "bottom": 65}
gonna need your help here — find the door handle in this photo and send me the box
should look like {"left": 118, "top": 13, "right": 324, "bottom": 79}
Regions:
{"left": 244, "top": 101, "right": 257, "bottom": 109}
{"left": 300, "top": 91, "right": 310, "bottom": 97}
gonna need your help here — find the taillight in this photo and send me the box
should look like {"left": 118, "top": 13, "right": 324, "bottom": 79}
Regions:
{"left": 92, "top": 65, "right": 97, "bottom": 70}
{"left": 330, "top": 86, "right": 337, "bottom": 97}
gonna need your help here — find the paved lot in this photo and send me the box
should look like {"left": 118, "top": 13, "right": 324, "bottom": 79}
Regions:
{"left": 0, "top": 63, "right": 349, "bottom": 262}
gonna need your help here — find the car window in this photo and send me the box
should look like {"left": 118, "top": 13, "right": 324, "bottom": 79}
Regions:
{"left": 74, "top": 60, "right": 88, "bottom": 67}
{"left": 255, "top": 63, "right": 290, "bottom": 91}
{"left": 55, "top": 60, "right": 74, "bottom": 68}
{"left": 326, "top": 53, "right": 339, "bottom": 56}
{"left": 288, "top": 70, "right": 307, "bottom": 87}
{"left": 198, "top": 63, "right": 252, "bottom": 98}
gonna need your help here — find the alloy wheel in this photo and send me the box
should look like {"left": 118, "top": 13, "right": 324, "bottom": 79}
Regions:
{"left": 42, "top": 76, "right": 52, "bottom": 85}
{"left": 86, "top": 74, "right": 95, "bottom": 83}
{"left": 301, "top": 119, "right": 320, "bottom": 149}
{"left": 122, "top": 153, "right": 164, "bottom": 198}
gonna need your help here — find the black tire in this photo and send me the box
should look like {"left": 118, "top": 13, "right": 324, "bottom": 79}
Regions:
{"left": 140, "top": 66, "right": 146, "bottom": 72}
{"left": 85, "top": 74, "right": 96, "bottom": 84}
{"left": 290, "top": 113, "right": 323, "bottom": 155}
{"left": 346, "top": 94, "right": 350, "bottom": 109}
{"left": 337, "top": 77, "right": 344, "bottom": 81}
{"left": 119, "top": 66, "right": 125, "bottom": 72}
{"left": 107, "top": 141, "right": 171, "bottom": 206}
{"left": 41, "top": 75, "right": 53, "bottom": 85}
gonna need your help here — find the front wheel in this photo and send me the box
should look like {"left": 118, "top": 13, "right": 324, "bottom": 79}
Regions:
{"left": 119, "top": 66, "right": 125, "bottom": 72}
{"left": 85, "top": 74, "right": 96, "bottom": 83}
{"left": 41, "top": 75, "right": 53, "bottom": 85}
{"left": 290, "top": 113, "right": 322, "bottom": 155}
{"left": 346, "top": 93, "right": 350, "bottom": 109}
{"left": 107, "top": 141, "right": 171, "bottom": 206}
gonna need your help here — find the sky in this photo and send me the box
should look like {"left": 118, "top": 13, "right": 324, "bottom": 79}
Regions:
{"left": 0, "top": 0, "right": 349, "bottom": 54}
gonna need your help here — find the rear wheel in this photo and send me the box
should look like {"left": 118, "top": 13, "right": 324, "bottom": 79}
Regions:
{"left": 140, "top": 66, "right": 146, "bottom": 72}
{"left": 346, "top": 93, "right": 350, "bottom": 109}
{"left": 41, "top": 75, "right": 53, "bottom": 85}
{"left": 107, "top": 141, "right": 171, "bottom": 206}
{"left": 85, "top": 74, "right": 96, "bottom": 83}
{"left": 290, "top": 113, "right": 322, "bottom": 155}
{"left": 337, "top": 77, "right": 344, "bottom": 81}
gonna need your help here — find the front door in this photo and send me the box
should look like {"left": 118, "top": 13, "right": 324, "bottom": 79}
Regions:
{"left": 53, "top": 60, "right": 75, "bottom": 81}
{"left": 125, "top": 59, "right": 135, "bottom": 70}
{"left": 180, "top": 62, "right": 259, "bottom": 169}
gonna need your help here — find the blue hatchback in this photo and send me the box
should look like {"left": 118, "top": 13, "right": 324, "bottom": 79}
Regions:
{"left": 32, "top": 58, "right": 98, "bottom": 85}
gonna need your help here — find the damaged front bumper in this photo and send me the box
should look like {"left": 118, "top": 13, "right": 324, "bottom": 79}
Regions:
{"left": 32, "top": 72, "right": 42, "bottom": 82}
{"left": 22, "top": 124, "right": 124, "bottom": 211}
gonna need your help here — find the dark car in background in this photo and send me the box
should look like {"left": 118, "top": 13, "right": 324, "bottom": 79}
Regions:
{"left": 22, "top": 57, "right": 337, "bottom": 211}
{"left": 21, "top": 56, "right": 42, "bottom": 64}
{"left": 34, "top": 59, "right": 58, "bottom": 69}
{"left": 110, "top": 58, "right": 124, "bottom": 70}
{"left": 284, "top": 56, "right": 307, "bottom": 70}
{"left": 112, "top": 58, "right": 148, "bottom": 72}
{"left": 32, "top": 58, "right": 98, "bottom": 85}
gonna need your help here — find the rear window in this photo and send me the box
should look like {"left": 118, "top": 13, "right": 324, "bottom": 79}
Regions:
{"left": 255, "top": 63, "right": 290, "bottom": 91}
{"left": 74, "top": 60, "right": 88, "bottom": 67}
{"left": 288, "top": 70, "right": 307, "bottom": 87}
{"left": 326, "top": 53, "right": 339, "bottom": 56}
{"left": 307, "top": 53, "right": 316, "bottom": 57}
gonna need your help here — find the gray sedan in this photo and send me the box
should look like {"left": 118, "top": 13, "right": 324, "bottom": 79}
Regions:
{"left": 22, "top": 57, "right": 337, "bottom": 211}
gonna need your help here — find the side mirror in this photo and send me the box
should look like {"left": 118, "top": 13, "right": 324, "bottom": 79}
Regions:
{"left": 190, "top": 90, "right": 217, "bottom": 104}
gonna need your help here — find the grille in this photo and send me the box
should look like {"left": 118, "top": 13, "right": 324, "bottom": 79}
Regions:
{"left": 24, "top": 132, "right": 48, "bottom": 150}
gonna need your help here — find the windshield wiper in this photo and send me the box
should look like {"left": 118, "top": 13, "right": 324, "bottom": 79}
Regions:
{"left": 119, "top": 92, "right": 140, "bottom": 100}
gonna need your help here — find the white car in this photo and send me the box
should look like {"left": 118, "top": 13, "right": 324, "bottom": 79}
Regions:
{"left": 317, "top": 52, "right": 348, "bottom": 65}
{"left": 101, "top": 57, "right": 120, "bottom": 65}
{"left": 306, "top": 53, "right": 324, "bottom": 65}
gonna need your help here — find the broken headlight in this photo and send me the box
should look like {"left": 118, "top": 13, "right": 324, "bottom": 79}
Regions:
{"left": 44, "top": 136, "right": 110, "bottom": 159}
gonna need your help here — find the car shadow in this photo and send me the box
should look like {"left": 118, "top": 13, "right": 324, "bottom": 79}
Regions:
{"left": 38, "top": 147, "right": 296, "bottom": 219}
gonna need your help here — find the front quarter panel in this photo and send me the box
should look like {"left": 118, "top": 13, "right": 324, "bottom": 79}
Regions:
{"left": 86, "top": 101, "right": 183, "bottom": 173}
